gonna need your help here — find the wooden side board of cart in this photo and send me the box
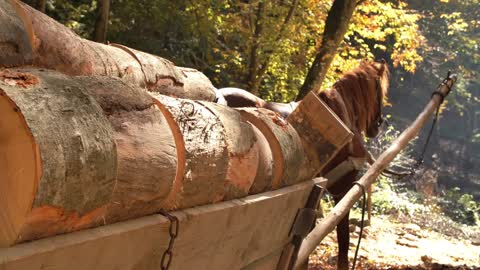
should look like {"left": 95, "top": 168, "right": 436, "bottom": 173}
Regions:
{"left": 0, "top": 177, "right": 325, "bottom": 270}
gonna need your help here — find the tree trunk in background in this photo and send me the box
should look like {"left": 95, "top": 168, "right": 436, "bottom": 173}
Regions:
{"left": 246, "top": 2, "right": 264, "bottom": 95}
{"left": 93, "top": 0, "right": 110, "bottom": 43}
{"left": 36, "top": 0, "right": 46, "bottom": 12}
{"left": 248, "top": 0, "right": 300, "bottom": 97}
{"left": 296, "top": 0, "right": 358, "bottom": 101}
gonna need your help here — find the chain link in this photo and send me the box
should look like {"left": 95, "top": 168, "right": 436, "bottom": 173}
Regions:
{"left": 158, "top": 210, "right": 179, "bottom": 270}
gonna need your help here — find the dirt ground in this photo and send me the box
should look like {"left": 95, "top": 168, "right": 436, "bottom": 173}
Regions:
{"left": 308, "top": 216, "right": 480, "bottom": 270}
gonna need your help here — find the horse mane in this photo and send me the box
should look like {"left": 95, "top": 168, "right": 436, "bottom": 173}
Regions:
{"left": 318, "top": 60, "right": 389, "bottom": 133}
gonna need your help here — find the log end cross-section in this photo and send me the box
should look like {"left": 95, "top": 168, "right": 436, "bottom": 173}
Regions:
{"left": 0, "top": 69, "right": 117, "bottom": 247}
{"left": 287, "top": 92, "right": 353, "bottom": 179}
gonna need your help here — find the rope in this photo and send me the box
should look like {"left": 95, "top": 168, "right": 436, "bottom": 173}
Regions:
{"left": 380, "top": 71, "right": 453, "bottom": 180}
{"left": 351, "top": 182, "right": 367, "bottom": 270}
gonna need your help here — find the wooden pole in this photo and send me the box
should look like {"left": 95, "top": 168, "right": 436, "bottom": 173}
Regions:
{"left": 294, "top": 74, "right": 457, "bottom": 268}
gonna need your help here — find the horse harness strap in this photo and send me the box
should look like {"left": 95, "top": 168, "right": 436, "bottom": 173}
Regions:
{"left": 325, "top": 156, "right": 367, "bottom": 188}
{"left": 374, "top": 78, "right": 385, "bottom": 128}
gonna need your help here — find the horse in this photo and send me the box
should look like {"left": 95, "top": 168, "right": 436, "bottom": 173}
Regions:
{"left": 216, "top": 60, "right": 390, "bottom": 270}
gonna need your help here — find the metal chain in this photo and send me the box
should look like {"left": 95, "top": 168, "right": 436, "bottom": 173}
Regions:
{"left": 158, "top": 210, "right": 179, "bottom": 270}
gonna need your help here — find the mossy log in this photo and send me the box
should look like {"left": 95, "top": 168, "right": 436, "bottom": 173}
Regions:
{"left": 0, "top": 0, "right": 216, "bottom": 101}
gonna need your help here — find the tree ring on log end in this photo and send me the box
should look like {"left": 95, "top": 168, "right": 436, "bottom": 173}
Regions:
{"left": 0, "top": 91, "right": 39, "bottom": 247}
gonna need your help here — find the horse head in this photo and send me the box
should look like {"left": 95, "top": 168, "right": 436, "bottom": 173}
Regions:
{"left": 365, "top": 60, "right": 390, "bottom": 138}
{"left": 328, "top": 59, "right": 390, "bottom": 139}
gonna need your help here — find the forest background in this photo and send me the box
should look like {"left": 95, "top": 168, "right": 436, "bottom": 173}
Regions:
{"left": 22, "top": 0, "right": 480, "bottom": 228}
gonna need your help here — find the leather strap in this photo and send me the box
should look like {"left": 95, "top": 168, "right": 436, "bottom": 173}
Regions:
{"left": 325, "top": 156, "right": 366, "bottom": 188}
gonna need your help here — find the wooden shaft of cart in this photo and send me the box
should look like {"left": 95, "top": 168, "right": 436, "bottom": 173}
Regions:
{"left": 294, "top": 74, "right": 457, "bottom": 269}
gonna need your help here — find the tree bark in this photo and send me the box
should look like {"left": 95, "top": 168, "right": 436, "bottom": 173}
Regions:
{"left": 0, "top": 0, "right": 35, "bottom": 66}
{"left": 74, "top": 76, "right": 178, "bottom": 224}
{"left": 92, "top": 0, "right": 110, "bottom": 43}
{"left": 0, "top": 69, "right": 118, "bottom": 246}
{"left": 296, "top": 0, "right": 358, "bottom": 101}
{"left": 35, "top": 0, "right": 46, "bottom": 12}
{"left": 0, "top": 68, "right": 181, "bottom": 246}
{"left": 151, "top": 95, "right": 259, "bottom": 209}
{"left": 0, "top": 0, "right": 217, "bottom": 101}
{"left": 199, "top": 102, "right": 259, "bottom": 200}
{"left": 248, "top": 123, "right": 275, "bottom": 194}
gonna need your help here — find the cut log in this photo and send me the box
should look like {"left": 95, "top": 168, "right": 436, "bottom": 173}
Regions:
{"left": 0, "top": 69, "right": 117, "bottom": 247}
{"left": 72, "top": 76, "right": 177, "bottom": 223}
{"left": 151, "top": 95, "right": 230, "bottom": 209}
{"left": 0, "top": 68, "right": 179, "bottom": 247}
{"left": 287, "top": 92, "right": 353, "bottom": 179}
{"left": 0, "top": 68, "right": 353, "bottom": 247}
{"left": 238, "top": 108, "right": 305, "bottom": 189}
{"left": 0, "top": 0, "right": 217, "bottom": 101}
{"left": 198, "top": 101, "right": 259, "bottom": 200}
{"left": 175, "top": 67, "right": 219, "bottom": 101}
{"left": 0, "top": 0, "right": 34, "bottom": 66}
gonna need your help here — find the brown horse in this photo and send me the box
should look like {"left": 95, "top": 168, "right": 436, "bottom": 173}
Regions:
{"left": 217, "top": 60, "right": 390, "bottom": 270}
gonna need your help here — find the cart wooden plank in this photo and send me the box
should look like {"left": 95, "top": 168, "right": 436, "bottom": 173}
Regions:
{"left": 0, "top": 178, "right": 324, "bottom": 270}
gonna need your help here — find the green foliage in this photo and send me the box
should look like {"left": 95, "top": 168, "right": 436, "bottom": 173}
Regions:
{"left": 369, "top": 175, "right": 480, "bottom": 227}
{"left": 365, "top": 122, "right": 479, "bottom": 227}
{"left": 371, "top": 176, "right": 429, "bottom": 216}
{"left": 327, "top": 0, "right": 424, "bottom": 88}
{"left": 438, "top": 187, "right": 480, "bottom": 226}
{"left": 95, "top": 0, "right": 424, "bottom": 101}
{"left": 405, "top": 0, "right": 479, "bottom": 146}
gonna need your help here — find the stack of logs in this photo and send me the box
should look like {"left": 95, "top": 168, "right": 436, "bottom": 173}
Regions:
{"left": 0, "top": 0, "right": 353, "bottom": 248}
